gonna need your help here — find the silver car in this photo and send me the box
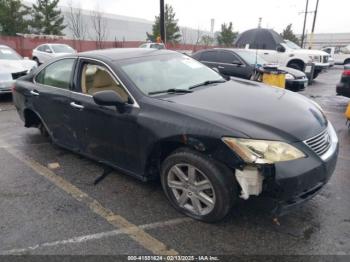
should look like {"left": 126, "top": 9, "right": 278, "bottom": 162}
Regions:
{"left": 32, "top": 43, "right": 76, "bottom": 65}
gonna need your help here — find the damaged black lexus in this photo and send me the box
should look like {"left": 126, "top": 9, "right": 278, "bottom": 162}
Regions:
{"left": 13, "top": 49, "right": 338, "bottom": 222}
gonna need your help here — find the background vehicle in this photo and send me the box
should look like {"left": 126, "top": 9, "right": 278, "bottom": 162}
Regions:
{"left": 322, "top": 46, "right": 350, "bottom": 65}
{"left": 13, "top": 49, "right": 338, "bottom": 222}
{"left": 192, "top": 48, "right": 308, "bottom": 91}
{"left": 139, "top": 42, "right": 166, "bottom": 50}
{"left": 235, "top": 28, "right": 330, "bottom": 79}
{"left": 336, "top": 65, "right": 350, "bottom": 98}
{"left": 32, "top": 43, "right": 76, "bottom": 65}
{"left": 0, "top": 44, "right": 37, "bottom": 95}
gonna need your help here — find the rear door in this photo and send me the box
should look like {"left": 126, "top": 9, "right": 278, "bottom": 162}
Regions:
{"left": 198, "top": 50, "right": 221, "bottom": 69}
{"left": 32, "top": 58, "right": 81, "bottom": 150}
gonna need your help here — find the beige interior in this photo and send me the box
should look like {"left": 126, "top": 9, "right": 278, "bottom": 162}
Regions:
{"left": 81, "top": 64, "right": 129, "bottom": 102}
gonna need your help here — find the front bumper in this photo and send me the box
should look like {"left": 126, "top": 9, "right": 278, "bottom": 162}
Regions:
{"left": 286, "top": 78, "right": 308, "bottom": 92}
{"left": 0, "top": 80, "right": 15, "bottom": 94}
{"left": 314, "top": 62, "right": 330, "bottom": 71}
{"left": 264, "top": 124, "right": 339, "bottom": 216}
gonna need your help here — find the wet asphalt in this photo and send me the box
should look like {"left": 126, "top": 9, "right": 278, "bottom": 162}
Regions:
{"left": 0, "top": 66, "right": 349, "bottom": 256}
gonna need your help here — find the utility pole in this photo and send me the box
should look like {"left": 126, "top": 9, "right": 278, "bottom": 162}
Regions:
{"left": 300, "top": 0, "right": 309, "bottom": 48}
{"left": 309, "top": 0, "right": 320, "bottom": 49}
{"left": 160, "top": 0, "right": 165, "bottom": 43}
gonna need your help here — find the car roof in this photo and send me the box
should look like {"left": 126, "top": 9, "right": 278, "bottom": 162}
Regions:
{"left": 0, "top": 45, "right": 10, "bottom": 49}
{"left": 78, "top": 48, "right": 177, "bottom": 62}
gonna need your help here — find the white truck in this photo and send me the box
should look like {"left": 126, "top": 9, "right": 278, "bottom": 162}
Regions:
{"left": 246, "top": 40, "right": 330, "bottom": 79}
{"left": 322, "top": 46, "right": 350, "bottom": 65}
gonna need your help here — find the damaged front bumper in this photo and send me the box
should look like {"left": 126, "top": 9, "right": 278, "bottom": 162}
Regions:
{"left": 234, "top": 127, "right": 339, "bottom": 216}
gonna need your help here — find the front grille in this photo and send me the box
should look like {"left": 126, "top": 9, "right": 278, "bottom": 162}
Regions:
{"left": 323, "top": 56, "right": 329, "bottom": 63}
{"left": 11, "top": 70, "right": 27, "bottom": 80}
{"left": 304, "top": 128, "right": 331, "bottom": 156}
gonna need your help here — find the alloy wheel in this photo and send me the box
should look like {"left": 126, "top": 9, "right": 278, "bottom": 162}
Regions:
{"left": 167, "top": 163, "right": 216, "bottom": 216}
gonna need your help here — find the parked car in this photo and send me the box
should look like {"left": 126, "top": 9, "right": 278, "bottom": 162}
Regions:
{"left": 139, "top": 42, "right": 165, "bottom": 50}
{"left": 336, "top": 65, "right": 350, "bottom": 98}
{"left": 192, "top": 48, "right": 308, "bottom": 92}
{"left": 32, "top": 43, "right": 76, "bottom": 65}
{"left": 234, "top": 28, "right": 330, "bottom": 79}
{"left": 0, "top": 44, "right": 37, "bottom": 95}
{"left": 322, "top": 47, "right": 350, "bottom": 65}
{"left": 13, "top": 49, "right": 338, "bottom": 222}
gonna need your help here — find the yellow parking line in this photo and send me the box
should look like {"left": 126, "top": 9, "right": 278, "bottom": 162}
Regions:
{"left": 1, "top": 142, "right": 178, "bottom": 255}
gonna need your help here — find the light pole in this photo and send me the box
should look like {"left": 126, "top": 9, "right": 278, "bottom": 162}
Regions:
{"left": 309, "top": 0, "right": 320, "bottom": 49}
{"left": 160, "top": 0, "right": 165, "bottom": 43}
{"left": 301, "top": 0, "right": 309, "bottom": 48}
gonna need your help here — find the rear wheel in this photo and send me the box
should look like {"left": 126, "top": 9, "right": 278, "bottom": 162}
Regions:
{"left": 288, "top": 62, "right": 304, "bottom": 71}
{"left": 161, "top": 148, "right": 237, "bottom": 222}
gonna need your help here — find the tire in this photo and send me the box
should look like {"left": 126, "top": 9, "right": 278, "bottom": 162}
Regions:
{"left": 161, "top": 148, "right": 237, "bottom": 222}
{"left": 313, "top": 70, "right": 320, "bottom": 79}
{"left": 288, "top": 62, "right": 304, "bottom": 72}
{"left": 33, "top": 57, "right": 40, "bottom": 66}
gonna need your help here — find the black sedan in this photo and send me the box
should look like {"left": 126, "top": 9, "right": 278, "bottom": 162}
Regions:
{"left": 192, "top": 48, "right": 308, "bottom": 91}
{"left": 13, "top": 49, "right": 338, "bottom": 222}
{"left": 336, "top": 65, "right": 350, "bottom": 98}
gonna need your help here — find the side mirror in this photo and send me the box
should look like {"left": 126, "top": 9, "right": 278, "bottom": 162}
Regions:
{"left": 276, "top": 45, "right": 286, "bottom": 53}
{"left": 93, "top": 90, "right": 126, "bottom": 109}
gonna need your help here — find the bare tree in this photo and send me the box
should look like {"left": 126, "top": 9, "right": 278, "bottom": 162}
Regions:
{"left": 181, "top": 27, "right": 188, "bottom": 45}
{"left": 90, "top": 7, "right": 108, "bottom": 49}
{"left": 193, "top": 27, "right": 203, "bottom": 52}
{"left": 66, "top": 1, "right": 87, "bottom": 40}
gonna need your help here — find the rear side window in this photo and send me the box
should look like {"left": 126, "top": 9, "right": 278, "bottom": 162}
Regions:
{"left": 200, "top": 51, "right": 219, "bottom": 62}
{"left": 36, "top": 58, "right": 75, "bottom": 89}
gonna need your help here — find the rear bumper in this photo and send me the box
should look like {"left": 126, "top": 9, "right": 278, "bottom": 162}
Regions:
{"left": 336, "top": 82, "right": 350, "bottom": 98}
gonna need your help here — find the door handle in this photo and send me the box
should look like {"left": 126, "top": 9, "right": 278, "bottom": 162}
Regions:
{"left": 70, "top": 102, "right": 84, "bottom": 110}
{"left": 218, "top": 66, "right": 225, "bottom": 69}
{"left": 30, "top": 90, "right": 40, "bottom": 96}
{"left": 264, "top": 53, "right": 269, "bottom": 55}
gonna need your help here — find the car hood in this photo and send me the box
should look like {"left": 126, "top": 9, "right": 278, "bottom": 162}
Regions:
{"left": 0, "top": 59, "right": 36, "bottom": 74}
{"left": 163, "top": 79, "right": 327, "bottom": 142}
{"left": 289, "top": 49, "right": 328, "bottom": 56}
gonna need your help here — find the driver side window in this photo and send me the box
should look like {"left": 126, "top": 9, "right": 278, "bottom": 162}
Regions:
{"left": 80, "top": 63, "right": 129, "bottom": 103}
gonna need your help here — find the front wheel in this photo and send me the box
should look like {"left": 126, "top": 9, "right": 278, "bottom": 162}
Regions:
{"left": 161, "top": 148, "right": 237, "bottom": 222}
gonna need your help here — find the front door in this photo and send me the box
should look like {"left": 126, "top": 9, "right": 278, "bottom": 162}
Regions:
{"left": 70, "top": 59, "right": 141, "bottom": 174}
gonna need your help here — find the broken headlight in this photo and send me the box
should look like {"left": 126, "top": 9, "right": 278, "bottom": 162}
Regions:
{"left": 222, "top": 137, "right": 306, "bottom": 164}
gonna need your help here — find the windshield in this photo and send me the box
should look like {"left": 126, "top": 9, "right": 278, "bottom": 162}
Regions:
{"left": 0, "top": 47, "right": 22, "bottom": 60}
{"left": 150, "top": 44, "right": 165, "bottom": 50}
{"left": 51, "top": 45, "right": 75, "bottom": 53}
{"left": 234, "top": 50, "right": 267, "bottom": 66}
{"left": 282, "top": 40, "right": 301, "bottom": 50}
{"left": 120, "top": 54, "right": 224, "bottom": 95}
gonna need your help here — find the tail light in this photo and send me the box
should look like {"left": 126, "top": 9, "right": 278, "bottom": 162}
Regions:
{"left": 11, "top": 83, "right": 16, "bottom": 93}
{"left": 343, "top": 70, "right": 350, "bottom": 76}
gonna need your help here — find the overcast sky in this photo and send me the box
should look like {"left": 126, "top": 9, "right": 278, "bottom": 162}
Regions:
{"left": 29, "top": 0, "right": 350, "bottom": 34}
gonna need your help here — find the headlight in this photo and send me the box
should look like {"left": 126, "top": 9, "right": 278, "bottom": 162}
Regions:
{"left": 285, "top": 73, "right": 295, "bottom": 80}
{"left": 309, "top": 55, "right": 320, "bottom": 62}
{"left": 222, "top": 137, "right": 306, "bottom": 164}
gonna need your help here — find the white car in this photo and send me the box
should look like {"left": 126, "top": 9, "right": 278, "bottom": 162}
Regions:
{"left": 322, "top": 46, "right": 350, "bottom": 65}
{"left": 32, "top": 44, "right": 76, "bottom": 65}
{"left": 247, "top": 40, "right": 330, "bottom": 79}
{"left": 0, "top": 45, "right": 37, "bottom": 95}
{"left": 139, "top": 42, "right": 166, "bottom": 50}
